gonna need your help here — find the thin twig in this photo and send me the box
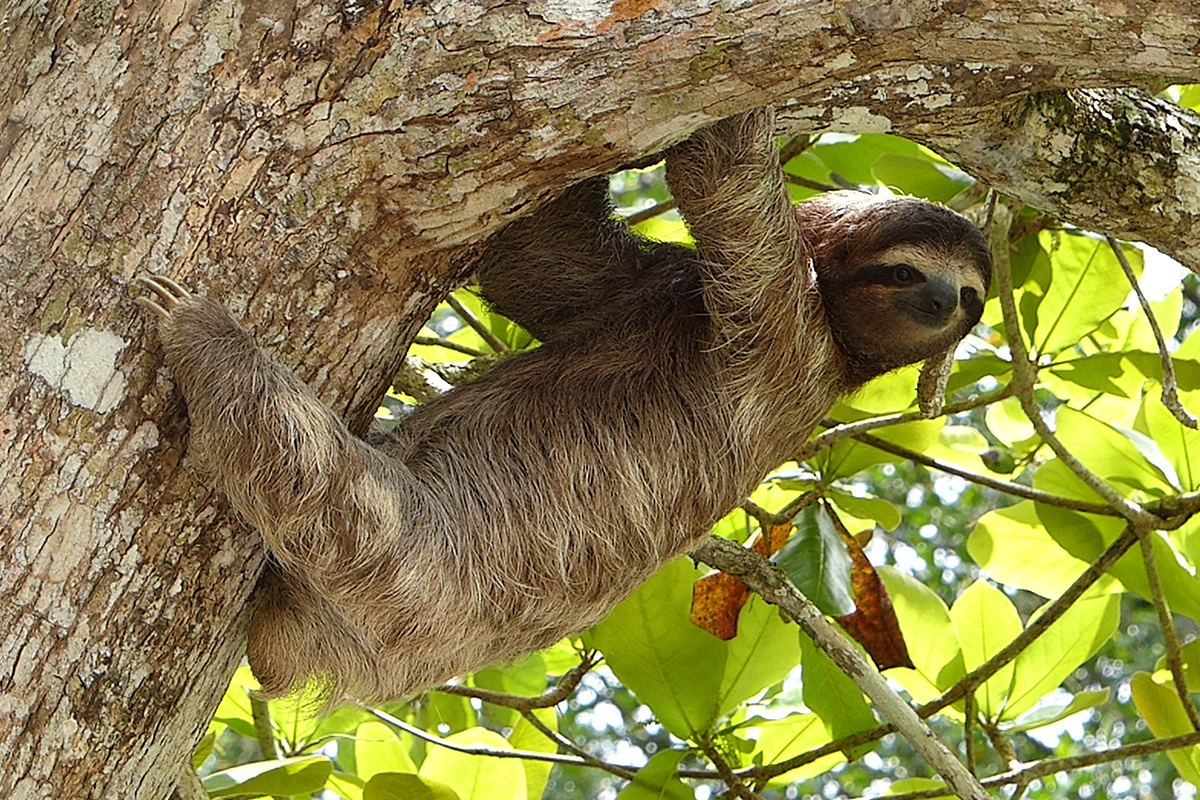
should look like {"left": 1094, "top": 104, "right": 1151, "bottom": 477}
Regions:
{"left": 990, "top": 201, "right": 1160, "bottom": 528}
{"left": 368, "top": 708, "right": 637, "bottom": 779}
{"left": 1106, "top": 234, "right": 1197, "bottom": 428}
{"left": 413, "top": 334, "right": 488, "bottom": 358}
{"left": 869, "top": 730, "right": 1200, "bottom": 800}
{"left": 445, "top": 293, "right": 508, "bottom": 354}
{"left": 782, "top": 172, "right": 843, "bottom": 193}
{"left": 795, "top": 385, "right": 1016, "bottom": 463}
{"left": 849, "top": 430, "right": 1116, "bottom": 516}
{"left": 964, "top": 692, "right": 976, "bottom": 775}
{"left": 777, "top": 133, "right": 815, "bottom": 166}
{"left": 1137, "top": 528, "right": 1200, "bottom": 729}
{"left": 249, "top": 696, "right": 286, "bottom": 800}
{"left": 623, "top": 199, "right": 678, "bottom": 226}
{"left": 436, "top": 652, "right": 599, "bottom": 711}
{"left": 701, "top": 741, "right": 760, "bottom": 800}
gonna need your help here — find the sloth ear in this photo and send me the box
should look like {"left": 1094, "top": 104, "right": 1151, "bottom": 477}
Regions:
{"left": 917, "top": 346, "right": 956, "bottom": 419}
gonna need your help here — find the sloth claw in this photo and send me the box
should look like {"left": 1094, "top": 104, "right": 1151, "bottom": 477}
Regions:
{"left": 135, "top": 275, "right": 192, "bottom": 319}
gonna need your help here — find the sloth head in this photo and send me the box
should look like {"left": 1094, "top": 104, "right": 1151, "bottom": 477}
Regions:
{"left": 797, "top": 191, "right": 993, "bottom": 386}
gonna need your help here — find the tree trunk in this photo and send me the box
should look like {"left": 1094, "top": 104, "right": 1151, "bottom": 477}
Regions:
{"left": 2, "top": 2, "right": 1199, "bottom": 798}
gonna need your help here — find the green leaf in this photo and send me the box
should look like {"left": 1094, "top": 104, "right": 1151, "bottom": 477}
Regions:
{"left": 718, "top": 595, "right": 803, "bottom": 716}
{"left": 1008, "top": 689, "right": 1110, "bottom": 733}
{"left": 584, "top": 558, "right": 727, "bottom": 739}
{"left": 1004, "top": 591, "right": 1120, "bottom": 720}
{"left": 816, "top": 418, "right": 943, "bottom": 480}
{"left": 355, "top": 721, "right": 417, "bottom": 781}
{"left": 828, "top": 488, "right": 902, "bottom": 532}
{"left": 798, "top": 631, "right": 877, "bottom": 750}
{"left": 1143, "top": 386, "right": 1200, "bottom": 491}
{"left": 1029, "top": 230, "right": 1142, "bottom": 356}
{"left": 949, "top": 581, "right": 1022, "bottom": 719}
{"left": 1048, "top": 352, "right": 1144, "bottom": 399}
{"left": 878, "top": 568, "right": 965, "bottom": 702}
{"left": 969, "top": 502, "right": 1098, "bottom": 599}
{"left": 201, "top": 755, "right": 333, "bottom": 798}
{"left": 587, "top": 558, "right": 801, "bottom": 739}
{"left": 984, "top": 397, "right": 1036, "bottom": 449}
{"left": 614, "top": 750, "right": 693, "bottom": 800}
{"left": 1131, "top": 672, "right": 1200, "bottom": 785}
{"left": 210, "top": 665, "right": 260, "bottom": 741}
{"left": 328, "top": 771, "right": 367, "bottom": 800}
{"left": 191, "top": 731, "right": 214, "bottom": 771}
{"left": 508, "top": 709, "right": 558, "bottom": 800}
{"left": 1055, "top": 406, "right": 1177, "bottom": 495}
{"left": 774, "top": 505, "right": 855, "bottom": 616}
{"left": 871, "top": 154, "right": 973, "bottom": 202}
{"left": 365, "top": 773, "right": 460, "bottom": 800}
{"left": 888, "top": 777, "right": 954, "bottom": 798}
{"left": 418, "top": 729, "right": 525, "bottom": 800}
{"left": 751, "top": 714, "right": 845, "bottom": 786}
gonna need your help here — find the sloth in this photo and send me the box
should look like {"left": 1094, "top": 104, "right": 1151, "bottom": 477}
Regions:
{"left": 136, "top": 108, "right": 991, "bottom": 702}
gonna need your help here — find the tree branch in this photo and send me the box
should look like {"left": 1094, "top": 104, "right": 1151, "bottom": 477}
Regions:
{"left": 692, "top": 537, "right": 989, "bottom": 800}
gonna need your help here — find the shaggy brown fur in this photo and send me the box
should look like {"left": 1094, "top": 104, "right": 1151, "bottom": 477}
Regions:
{"left": 136, "top": 108, "right": 991, "bottom": 702}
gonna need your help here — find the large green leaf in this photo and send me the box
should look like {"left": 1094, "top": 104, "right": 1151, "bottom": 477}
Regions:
{"left": 750, "top": 714, "right": 845, "bottom": 786}
{"left": 1055, "top": 406, "right": 1178, "bottom": 496}
{"left": 614, "top": 750, "right": 693, "bottom": 800}
{"left": 202, "top": 755, "right": 333, "bottom": 798}
{"left": 1008, "top": 689, "right": 1110, "bottom": 733}
{"left": 1004, "top": 590, "right": 1120, "bottom": 720}
{"left": 584, "top": 559, "right": 728, "bottom": 739}
{"left": 355, "top": 721, "right": 417, "bottom": 781}
{"left": 798, "top": 631, "right": 877, "bottom": 748}
{"left": 1131, "top": 672, "right": 1200, "bottom": 785}
{"left": 719, "top": 595, "right": 803, "bottom": 716}
{"left": 949, "top": 581, "right": 1022, "bottom": 720}
{"left": 1037, "top": 504, "right": 1200, "bottom": 625}
{"left": 969, "top": 502, "right": 1099, "bottom": 599}
{"left": 1027, "top": 231, "right": 1143, "bottom": 356}
{"left": 1143, "top": 386, "right": 1200, "bottom": 491}
{"left": 878, "top": 567, "right": 965, "bottom": 702}
{"left": 418, "top": 728, "right": 525, "bottom": 800}
{"left": 365, "top": 773, "right": 460, "bottom": 800}
{"left": 871, "top": 153, "right": 973, "bottom": 202}
{"left": 774, "top": 505, "right": 855, "bottom": 617}
{"left": 586, "top": 558, "right": 800, "bottom": 739}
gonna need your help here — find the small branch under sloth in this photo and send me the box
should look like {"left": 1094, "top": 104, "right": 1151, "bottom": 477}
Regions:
{"left": 692, "top": 536, "right": 989, "bottom": 800}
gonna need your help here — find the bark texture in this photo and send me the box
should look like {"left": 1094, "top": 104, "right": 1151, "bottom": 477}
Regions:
{"left": 1, "top": 1, "right": 1199, "bottom": 798}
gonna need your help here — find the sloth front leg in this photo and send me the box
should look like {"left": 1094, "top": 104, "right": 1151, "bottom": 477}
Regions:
{"left": 665, "top": 108, "right": 812, "bottom": 340}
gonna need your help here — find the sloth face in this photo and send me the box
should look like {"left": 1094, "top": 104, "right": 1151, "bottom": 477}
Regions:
{"left": 798, "top": 192, "right": 993, "bottom": 385}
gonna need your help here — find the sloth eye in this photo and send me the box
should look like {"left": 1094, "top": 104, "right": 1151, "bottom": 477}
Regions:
{"left": 891, "top": 264, "right": 918, "bottom": 285}
{"left": 961, "top": 286, "right": 979, "bottom": 305}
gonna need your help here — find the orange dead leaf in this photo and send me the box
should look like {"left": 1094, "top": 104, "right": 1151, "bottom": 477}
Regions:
{"left": 691, "top": 522, "right": 795, "bottom": 640}
{"left": 691, "top": 572, "right": 750, "bottom": 640}
{"left": 827, "top": 506, "right": 913, "bottom": 670}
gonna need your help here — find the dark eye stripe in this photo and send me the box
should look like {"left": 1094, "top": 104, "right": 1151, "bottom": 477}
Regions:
{"left": 856, "top": 263, "right": 924, "bottom": 286}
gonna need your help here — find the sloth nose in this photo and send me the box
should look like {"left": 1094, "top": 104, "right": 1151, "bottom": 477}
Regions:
{"left": 915, "top": 278, "right": 959, "bottom": 324}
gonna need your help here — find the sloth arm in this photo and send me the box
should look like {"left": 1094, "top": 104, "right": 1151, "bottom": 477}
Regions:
{"left": 664, "top": 108, "right": 817, "bottom": 349}
{"left": 474, "top": 177, "right": 647, "bottom": 342}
